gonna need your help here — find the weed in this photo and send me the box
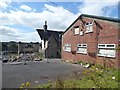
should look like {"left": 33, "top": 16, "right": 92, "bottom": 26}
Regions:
{"left": 55, "top": 76, "right": 64, "bottom": 88}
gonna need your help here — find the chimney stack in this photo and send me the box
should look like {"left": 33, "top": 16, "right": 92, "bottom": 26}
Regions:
{"left": 43, "top": 21, "right": 47, "bottom": 31}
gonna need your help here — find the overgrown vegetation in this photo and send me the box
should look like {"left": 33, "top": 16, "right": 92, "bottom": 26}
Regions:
{"left": 20, "top": 82, "right": 31, "bottom": 88}
{"left": 33, "top": 64, "right": 120, "bottom": 88}
{"left": 36, "top": 52, "right": 44, "bottom": 59}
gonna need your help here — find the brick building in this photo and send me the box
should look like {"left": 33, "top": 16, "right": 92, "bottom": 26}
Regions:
{"left": 62, "top": 14, "right": 120, "bottom": 68}
{"left": 18, "top": 42, "right": 41, "bottom": 54}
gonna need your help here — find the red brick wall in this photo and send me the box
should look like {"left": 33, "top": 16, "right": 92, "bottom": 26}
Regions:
{"left": 62, "top": 17, "right": 119, "bottom": 68}
{"left": 118, "top": 24, "right": 120, "bottom": 68}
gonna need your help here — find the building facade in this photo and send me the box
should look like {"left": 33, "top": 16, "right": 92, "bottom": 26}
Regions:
{"left": 36, "top": 21, "right": 63, "bottom": 58}
{"left": 18, "top": 42, "right": 40, "bottom": 54}
{"left": 0, "top": 41, "right": 41, "bottom": 59}
{"left": 62, "top": 14, "right": 120, "bottom": 68}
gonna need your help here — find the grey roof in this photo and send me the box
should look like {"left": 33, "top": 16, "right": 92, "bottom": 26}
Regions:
{"left": 36, "top": 29, "right": 63, "bottom": 44}
{"left": 81, "top": 14, "right": 120, "bottom": 22}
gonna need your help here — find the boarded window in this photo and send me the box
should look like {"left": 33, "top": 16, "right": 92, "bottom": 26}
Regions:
{"left": 77, "top": 44, "right": 87, "bottom": 54}
{"left": 98, "top": 44, "right": 116, "bottom": 58}
{"left": 64, "top": 44, "right": 71, "bottom": 52}
{"left": 80, "top": 30, "right": 83, "bottom": 36}
{"left": 74, "top": 26, "right": 79, "bottom": 35}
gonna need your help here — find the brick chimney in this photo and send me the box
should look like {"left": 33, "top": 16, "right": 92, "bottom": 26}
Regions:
{"left": 43, "top": 21, "right": 47, "bottom": 31}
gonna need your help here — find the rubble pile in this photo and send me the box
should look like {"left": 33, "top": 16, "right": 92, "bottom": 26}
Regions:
{"left": 2, "top": 53, "right": 43, "bottom": 63}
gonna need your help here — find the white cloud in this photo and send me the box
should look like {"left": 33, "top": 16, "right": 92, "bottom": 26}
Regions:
{"left": 0, "top": 1, "right": 7, "bottom": 9}
{"left": 18, "top": 32, "right": 41, "bottom": 42}
{"left": 0, "top": 26, "right": 41, "bottom": 42}
{"left": 0, "top": 4, "right": 78, "bottom": 31}
{"left": 0, "top": 0, "right": 11, "bottom": 9}
{"left": 19, "top": 4, "right": 32, "bottom": 12}
{"left": 79, "top": 0, "right": 119, "bottom": 16}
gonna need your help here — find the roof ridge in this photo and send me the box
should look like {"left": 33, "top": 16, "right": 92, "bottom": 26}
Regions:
{"left": 81, "top": 14, "right": 120, "bottom": 22}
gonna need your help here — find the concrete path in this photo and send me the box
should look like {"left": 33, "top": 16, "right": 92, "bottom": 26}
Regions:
{"left": 2, "top": 59, "right": 84, "bottom": 88}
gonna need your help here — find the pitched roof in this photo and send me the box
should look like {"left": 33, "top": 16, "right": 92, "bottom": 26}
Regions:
{"left": 36, "top": 29, "right": 63, "bottom": 43}
{"left": 62, "top": 14, "right": 120, "bottom": 35}
{"left": 81, "top": 14, "right": 120, "bottom": 22}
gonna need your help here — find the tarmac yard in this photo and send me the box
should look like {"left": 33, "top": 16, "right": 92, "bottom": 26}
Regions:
{"left": 2, "top": 59, "right": 84, "bottom": 88}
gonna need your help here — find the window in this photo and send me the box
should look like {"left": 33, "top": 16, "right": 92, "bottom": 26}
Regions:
{"left": 25, "top": 44, "right": 33, "bottom": 48}
{"left": 80, "top": 30, "right": 83, "bottom": 36}
{"left": 77, "top": 44, "right": 87, "bottom": 54}
{"left": 74, "top": 26, "right": 79, "bottom": 35}
{"left": 98, "top": 44, "right": 116, "bottom": 58}
{"left": 64, "top": 44, "right": 71, "bottom": 52}
{"left": 85, "top": 22, "right": 93, "bottom": 33}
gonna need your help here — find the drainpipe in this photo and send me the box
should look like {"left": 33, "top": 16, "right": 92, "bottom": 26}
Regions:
{"left": 95, "top": 20, "right": 99, "bottom": 65}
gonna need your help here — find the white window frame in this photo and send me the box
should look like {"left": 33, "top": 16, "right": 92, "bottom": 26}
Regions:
{"left": 74, "top": 27, "right": 79, "bottom": 35}
{"left": 64, "top": 43, "right": 71, "bottom": 52}
{"left": 98, "top": 44, "right": 116, "bottom": 58}
{"left": 85, "top": 22, "right": 93, "bottom": 33}
{"left": 77, "top": 44, "right": 87, "bottom": 54}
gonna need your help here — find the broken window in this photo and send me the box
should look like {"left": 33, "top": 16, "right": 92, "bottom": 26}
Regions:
{"left": 25, "top": 44, "right": 33, "bottom": 48}
{"left": 98, "top": 44, "right": 116, "bottom": 58}
{"left": 77, "top": 44, "right": 87, "bottom": 54}
{"left": 74, "top": 26, "right": 79, "bottom": 35}
{"left": 64, "top": 44, "right": 71, "bottom": 52}
{"left": 80, "top": 29, "right": 84, "bottom": 36}
{"left": 85, "top": 22, "right": 93, "bottom": 33}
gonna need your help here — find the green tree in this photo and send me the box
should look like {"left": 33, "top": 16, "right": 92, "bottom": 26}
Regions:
{"left": 7, "top": 41, "right": 18, "bottom": 53}
{"left": 2, "top": 42, "right": 8, "bottom": 51}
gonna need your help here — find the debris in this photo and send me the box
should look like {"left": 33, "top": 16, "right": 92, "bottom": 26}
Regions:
{"left": 2, "top": 53, "right": 43, "bottom": 63}
{"left": 112, "top": 76, "right": 115, "bottom": 80}
{"left": 84, "top": 64, "right": 90, "bottom": 68}
{"left": 3, "top": 58, "right": 8, "bottom": 63}
{"left": 35, "top": 81, "right": 39, "bottom": 84}
{"left": 24, "top": 63, "right": 27, "bottom": 65}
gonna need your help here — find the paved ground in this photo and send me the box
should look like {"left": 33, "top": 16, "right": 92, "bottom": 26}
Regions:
{"left": 2, "top": 59, "right": 84, "bottom": 88}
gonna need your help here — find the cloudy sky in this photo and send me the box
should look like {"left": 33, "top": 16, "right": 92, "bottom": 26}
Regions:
{"left": 0, "top": 0, "right": 119, "bottom": 42}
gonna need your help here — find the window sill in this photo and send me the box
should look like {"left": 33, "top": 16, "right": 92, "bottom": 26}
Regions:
{"left": 85, "top": 31, "right": 93, "bottom": 34}
{"left": 77, "top": 52, "right": 87, "bottom": 55}
{"left": 98, "top": 54, "right": 115, "bottom": 58}
{"left": 64, "top": 50, "right": 71, "bottom": 53}
{"left": 80, "top": 34, "right": 84, "bottom": 36}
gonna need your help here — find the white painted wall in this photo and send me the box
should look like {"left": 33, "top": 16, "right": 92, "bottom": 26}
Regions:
{"left": 41, "top": 40, "right": 44, "bottom": 50}
{"left": 45, "top": 41, "right": 48, "bottom": 49}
